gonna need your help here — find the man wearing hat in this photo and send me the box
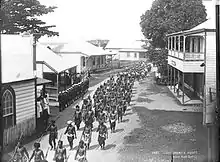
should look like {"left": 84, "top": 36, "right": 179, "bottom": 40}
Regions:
{"left": 29, "top": 142, "right": 44, "bottom": 162}
{"left": 64, "top": 121, "right": 77, "bottom": 150}
{"left": 48, "top": 120, "right": 58, "bottom": 150}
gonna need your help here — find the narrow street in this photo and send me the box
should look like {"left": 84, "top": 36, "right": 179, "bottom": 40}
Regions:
{"left": 3, "top": 68, "right": 208, "bottom": 162}
{"left": 119, "top": 71, "right": 208, "bottom": 162}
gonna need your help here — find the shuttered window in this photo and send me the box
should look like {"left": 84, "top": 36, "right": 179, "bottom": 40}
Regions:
{"left": 2, "top": 88, "right": 16, "bottom": 129}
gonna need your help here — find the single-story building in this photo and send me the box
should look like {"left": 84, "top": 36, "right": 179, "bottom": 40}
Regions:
{"left": 1, "top": 34, "right": 36, "bottom": 148}
{"left": 105, "top": 40, "right": 148, "bottom": 61}
{"left": 41, "top": 40, "right": 110, "bottom": 73}
{"left": 36, "top": 44, "right": 78, "bottom": 101}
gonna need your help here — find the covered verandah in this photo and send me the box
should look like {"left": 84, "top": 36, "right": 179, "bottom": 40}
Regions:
{"left": 36, "top": 44, "right": 78, "bottom": 101}
{"left": 167, "top": 65, "right": 203, "bottom": 105}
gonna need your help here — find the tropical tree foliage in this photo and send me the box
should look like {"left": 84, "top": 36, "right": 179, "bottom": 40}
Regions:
{"left": 140, "top": 0, "right": 207, "bottom": 48}
{"left": 1, "top": 0, "right": 59, "bottom": 38}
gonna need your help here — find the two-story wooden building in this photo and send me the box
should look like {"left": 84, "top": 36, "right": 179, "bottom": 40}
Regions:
{"left": 167, "top": 18, "right": 216, "bottom": 124}
{"left": 1, "top": 34, "right": 36, "bottom": 148}
{"left": 167, "top": 18, "right": 218, "bottom": 162}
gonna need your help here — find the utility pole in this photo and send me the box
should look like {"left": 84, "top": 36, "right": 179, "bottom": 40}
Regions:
{"left": 216, "top": 0, "right": 220, "bottom": 161}
{"left": 0, "top": 1, "right": 3, "bottom": 160}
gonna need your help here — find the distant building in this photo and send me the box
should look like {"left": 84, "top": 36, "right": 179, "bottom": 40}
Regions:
{"left": 105, "top": 40, "right": 148, "bottom": 61}
{"left": 41, "top": 40, "right": 109, "bottom": 73}
{"left": 1, "top": 34, "right": 36, "bottom": 148}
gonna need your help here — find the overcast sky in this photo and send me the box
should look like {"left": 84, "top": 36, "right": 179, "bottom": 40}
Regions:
{"left": 38, "top": 0, "right": 215, "bottom": 41}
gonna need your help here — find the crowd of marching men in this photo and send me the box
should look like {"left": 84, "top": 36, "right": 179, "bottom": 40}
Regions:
{"left": 11, "top": 61, "right": 152, "bottom": 162}
{"left": 58, "top": 79, "right": 90, "bottom": 112}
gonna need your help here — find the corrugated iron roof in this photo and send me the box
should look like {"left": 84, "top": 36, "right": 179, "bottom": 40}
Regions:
{"left": 36, "top": 44, "right": 78, "bottom": 73}
{"left": 167, "top": 18, "right": 215, "bottom": 36}
{"left": 2, "top": 34, "right": 35, "bottom": 83}
{"left": 54, "top": 40, "right": 106, "bottom": 56}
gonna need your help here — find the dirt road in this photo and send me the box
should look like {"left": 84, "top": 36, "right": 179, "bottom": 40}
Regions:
{"left": 3, "top": 68, "right": 207, "bottom": 162}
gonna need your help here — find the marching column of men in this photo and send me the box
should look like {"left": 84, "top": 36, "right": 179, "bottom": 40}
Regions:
{"left": 12, "top": 61, "right": 151, "bottom": 162}
{"left": 58, "top": 79, "right": 89, "bottom": 112}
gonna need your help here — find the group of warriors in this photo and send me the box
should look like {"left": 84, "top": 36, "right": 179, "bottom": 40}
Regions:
{"left": 58, "top": 79, "right": 89, "bottom": 112}
{"left": 12, "top": 61, "right": 151, "bottom": 162}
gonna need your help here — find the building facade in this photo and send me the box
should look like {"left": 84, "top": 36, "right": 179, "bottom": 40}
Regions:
{"left": 167, "top": 18, "right": 217, "bottom": 161}
{"left": 36, "top": 44, "right": 77, "bottom": 101}
{"left": 167, "top": 18, "right": 216, "bottom": 124}
{"left": 1, "top": 34, "right": 36, "bottom": 149}
{"left": 105, "top": 40, "right": 147, "bottom": 61}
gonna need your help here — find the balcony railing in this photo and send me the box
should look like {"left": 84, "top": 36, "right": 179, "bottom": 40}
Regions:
{"left": 185, "top": 52, "right": 204, "bottom": 60}
{"left": 168, "top": 50, "right": 204, "bottom": 61}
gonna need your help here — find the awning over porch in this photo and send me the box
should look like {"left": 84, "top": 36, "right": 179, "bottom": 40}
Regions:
{"left": 36, "top": 44, "right": 78, "bottom": 74}
{"left": 36, "top": 77, "right": 52, "bottom": 86}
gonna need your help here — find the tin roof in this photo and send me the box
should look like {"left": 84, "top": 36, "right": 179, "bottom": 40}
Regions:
{"left": 167, "top": 18, "right": 215, "bottom": 36}
{"left": 52, "top": 40, "right": 107, "bottom": 56}
{"left": 2, "top": 34, "right": 35, "bottom": 83}
{"left": 36, "top": 44, "right": 78, "bottom": 73}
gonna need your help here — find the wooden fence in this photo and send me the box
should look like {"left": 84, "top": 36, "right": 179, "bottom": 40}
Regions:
{"left": 3, "top": 117, "right": 36, "bottom": 149}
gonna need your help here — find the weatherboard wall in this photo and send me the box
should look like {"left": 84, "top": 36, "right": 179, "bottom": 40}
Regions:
{"left": 3, "top": 79, "right": 36, "bottom": 147}
{"left": 204, "top": 31, "right": 216, "bottom": 124}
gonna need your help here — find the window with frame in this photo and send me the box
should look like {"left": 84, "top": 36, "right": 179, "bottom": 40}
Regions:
{"left": 127, "top": 52, "right": 130, "bottom": 57}
{"left": 93, "top": 58, "right": 95, "bottom": 65}
{"left": 185, "top": 37, "right": 190, "bottom": 52}
{"left": 2, "top": 88, "right": 16, "bottom": 129}
{"left": 169, "top": 37, "right": 171, "bottom": 50}
{"left": 134, "top": 53, "right": 137, "bottom": 58}
{"left": 82, "top": 57, "right": 86, "bottom": 67}
{"left": 176, "top": 36, "right": 179, "bottom": 51}
{"left": 180, "top": 36, "right": 184, "bottom": 52}
{"left": 172, "top": 37, "right": 175, "bottom": 50}
{"left": 198, "top": 38, "right": 200, "bottom": 53}
{"left": 192, "top": 38, "right": 195, "bottom": 53}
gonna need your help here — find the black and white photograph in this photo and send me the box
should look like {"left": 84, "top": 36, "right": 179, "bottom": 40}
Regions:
{"left": 0, "top": 0, "right": 220, "bottom": 161}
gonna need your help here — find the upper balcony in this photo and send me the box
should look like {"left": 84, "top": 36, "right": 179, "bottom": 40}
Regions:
{"left": 168, "top": 50, "right": 204, "bottom": 61}
{"left": 167, "top": 35, "right": 204, "bottom": 61}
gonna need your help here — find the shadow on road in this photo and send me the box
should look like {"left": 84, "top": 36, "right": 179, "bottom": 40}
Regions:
{"left": 114, "top": 128, "right": 124, "bottom": 133}
{"left": 122, "top": 119, "right": 129, "bottom": 123}
{"left": 104, "top": 144, "right": 116, "bottom": 150}
{"left": 89, "top": 144, "right": 99, "bottom": 150}
{"left": 62, "top": 144, "right": 78, "bottom": 150}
